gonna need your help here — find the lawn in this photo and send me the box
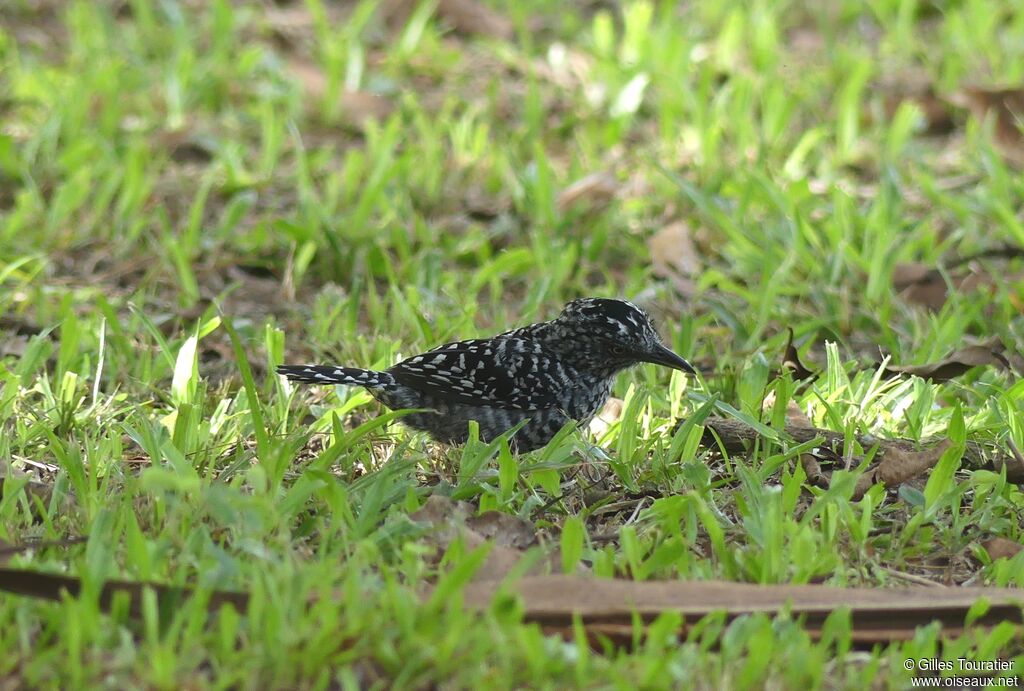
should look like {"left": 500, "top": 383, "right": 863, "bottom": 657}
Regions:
{"left": 2, "top": 0, "right": 1024, "bottom": 687}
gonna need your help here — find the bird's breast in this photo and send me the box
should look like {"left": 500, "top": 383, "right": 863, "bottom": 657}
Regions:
{"left": 562, "top": 375, "right": 614, "bottom": 420}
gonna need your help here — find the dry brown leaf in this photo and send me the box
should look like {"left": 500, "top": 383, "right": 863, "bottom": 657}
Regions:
{"left": 649, "top": 221, "right": 701, "bottom": 297}
{"left": 981, "top": 537, "right": 1024, "bottom": 561}
{"left": 782, "top": 328, "right": 816, "bottom": 381}
{"left": 786, "top": 403, "right": 814, "bottom": 429}
{"left": 153, "top": 126, "right": 217, "bottom": 164}
{"left": 557, "top": 172, "right": 618, "bottom": 212}
{"left": 409, "top": 492, "right": 466, "bottom": 520}
{"left": 456, "top": 575, "right": 1024, "bottom": 645}
{"left": 957, "top": 87, "right": 1024, "bottom": 166}
{"left": 463, "top": 186, "right": 511, "bottom": 219}
{"left": 893, "top": 262, "right": 951, "bottom": 310}
{"left": 1, "top": 316, "right": 42, "bottom": 336}
{"left": 1, "top": 334, "right": 28, "bottom": 358}
{"left": 882, "top": 342, "right": 1011, "bottom": 382}
{"left": 0, "top": 465, "right": 56, "bottom": 508}
{"left": 761, "top": 390, "right": 814, "bottom": 428}
{"left": 892, "top": 258, "right": 1023, "bottom": 311}
{"left": 878, "top": 76, "right": 956, "bottom": 136}
{"left": 853, "top": 439, "right": 953, "bottom": 500}
{"left": 914, "top": 87, "right": 958, "bottom": 135}
{"left": 410, "top": 495, "right": 549, "bottom": 581}
{"left": 465, "top": 511, "right": 537, "bottom": 550}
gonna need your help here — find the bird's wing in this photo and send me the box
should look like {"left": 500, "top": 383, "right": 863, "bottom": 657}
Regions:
{"left": 387, "top": 338, "right": 566, "bottom": 410}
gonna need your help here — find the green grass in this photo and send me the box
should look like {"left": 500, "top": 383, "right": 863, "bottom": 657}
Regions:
{"left": 2, "top": 0, "right": 1024, "bottom": 687}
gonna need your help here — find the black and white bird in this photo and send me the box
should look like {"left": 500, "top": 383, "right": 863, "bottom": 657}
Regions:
{"left": 277, "top": 297, "right": 695, "bottom": 451}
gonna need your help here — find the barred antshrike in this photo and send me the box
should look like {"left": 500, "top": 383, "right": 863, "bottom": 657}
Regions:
{"left": 277, "top": 298, "right": 694, "bottom": 451}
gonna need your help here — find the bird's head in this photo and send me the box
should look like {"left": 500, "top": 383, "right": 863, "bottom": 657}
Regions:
{"left": 552, "top": 298, "right": 696, "bottom": 376}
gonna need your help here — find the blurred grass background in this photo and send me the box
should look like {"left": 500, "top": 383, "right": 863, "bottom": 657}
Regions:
{"left": 2, "top": 0, "right": 1024, "bottom": 687}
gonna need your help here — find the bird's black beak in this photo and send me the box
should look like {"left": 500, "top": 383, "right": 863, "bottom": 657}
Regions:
{"left": 642, "top": 343, "right": 697, "bottom": 375}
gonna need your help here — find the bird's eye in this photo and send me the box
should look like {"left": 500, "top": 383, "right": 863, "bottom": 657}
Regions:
{"left": 611, "top": 345, "right": 627, "bottom": 356}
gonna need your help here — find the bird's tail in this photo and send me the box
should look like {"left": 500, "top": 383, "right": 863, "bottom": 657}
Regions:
{"left": 275, "top": 365, "right": 390, "bottom": 388}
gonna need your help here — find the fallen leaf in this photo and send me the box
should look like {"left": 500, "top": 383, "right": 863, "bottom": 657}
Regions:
{"left": 957, "top": 87, "right": 1024, "bottom": 166}
{"left": 409, "top": 493, "right": 473, "bottom": 527}
{"left": 892, "top": 257, "right": 1023, "bottom": 311}
{"left": 852, "top": 439, "right": 954, "bottom": 500}
{"left": 463, "top": 186, "right": 511, "bottom": 220}
{"left": 882, "top": 341, "right": 1011, "bottom": 382}
{"left": 761, "top": 390, "right": 814, "bottom": 428}
{"left": 649, "top": 221, "right": 701, "bottom": 297}
{"left": 893, "top": 262, "right": 951, "bottom": 310}
{"left": 980, "top": 537, "right": 1024, "bottom": 561}
{"left": 786, "top": 404, "right": 816, "bottom": 429}
{"left": 557, "top": 172, "right": 618, "bottom": 212}
{"left": 0, "top": 465, "right": 57, "bottom": 509}
{"left": 465, "top": 511, "right": 537, "bottom": 550}
{"left": 410, "top": 495, "right": 548, "bottom": 581}
{"left": 915, "top": 87, "right": 958, "bottom": 135}
{"left": 0, "top": 315, "right": 40, "bottom": 336}
{"left": 454, "top": 574, "right": 1024, "bottom": 646}
{"left": 1, "top": 334, "right": 28, "bottom": 358}
{"left": 782, "top": 328, "right": 816, "bottom": 381}
{"left": 155, "top": 126, "right": 218, "bottom": 164}
{"left": 878, "top": 73, "right": 956, "bottom": 136}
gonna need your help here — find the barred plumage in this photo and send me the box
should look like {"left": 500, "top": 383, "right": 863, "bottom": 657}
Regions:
{"left": 277, "top": 298, "right": 695, "bottom": 451}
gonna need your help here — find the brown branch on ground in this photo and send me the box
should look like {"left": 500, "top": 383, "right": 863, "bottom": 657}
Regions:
{"left": 0, "top": 567, "right": 248, "bottom": 618}
{"left": 682, "top": 417, "right": 1024, "bottom": 497}
{"left": 455, "top": 575, "right": 1024, "bottom": 647}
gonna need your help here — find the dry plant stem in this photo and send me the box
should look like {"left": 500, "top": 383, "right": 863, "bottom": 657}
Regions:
{"left": 688, "top": 417, "right": 1024, "bottom": 485}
